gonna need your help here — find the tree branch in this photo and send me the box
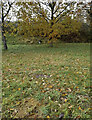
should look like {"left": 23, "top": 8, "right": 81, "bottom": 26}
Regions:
{"left": 55, "top": 10, "right": 71, "bottom": 23}
{"left": 55, "top": 3, "right": 70, "bottom": 19}
{"left": 53, "top": 2, "right": 62, "bottom": 14}
{"left": 3, "top": 1, "right": 15, "bottom": 19}
{"left": 36, "top": 2, "right": 50, "bottom": 23}
{"left": 34, "top": 9, "right": 49, "bottom": 23}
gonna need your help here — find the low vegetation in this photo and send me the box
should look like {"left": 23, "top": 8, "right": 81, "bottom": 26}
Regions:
{"left": 2, "top": 43, "right": 90, "bottom": 119}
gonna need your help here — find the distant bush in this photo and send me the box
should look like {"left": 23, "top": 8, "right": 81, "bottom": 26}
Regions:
{"left": 59, "top": 23, "right": 90, "bottom": 43}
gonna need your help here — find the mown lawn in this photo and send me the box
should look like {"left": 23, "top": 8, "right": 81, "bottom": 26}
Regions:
{"left": 2, "top": 43, "right": 90, "bottom": 119}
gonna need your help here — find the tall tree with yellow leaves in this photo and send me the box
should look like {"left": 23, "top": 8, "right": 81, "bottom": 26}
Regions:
{"left": 17, "top": 0, "right": 82, "bottom": 46}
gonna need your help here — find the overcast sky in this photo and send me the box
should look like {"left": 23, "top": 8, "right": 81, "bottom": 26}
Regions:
{"left": 7, "top": 0, "right": 91, "bottom": 2}
{"left": 8, "top": 0, "right": 92, "bottom": 21}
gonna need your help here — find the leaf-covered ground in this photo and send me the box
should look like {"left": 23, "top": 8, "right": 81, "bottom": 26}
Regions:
{"left": 2, "top": 43, "right": 91, "bottom": 119}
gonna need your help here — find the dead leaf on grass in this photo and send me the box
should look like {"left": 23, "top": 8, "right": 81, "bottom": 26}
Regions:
{"left": 13, "top": 98, "right": 39, "bottom": 118}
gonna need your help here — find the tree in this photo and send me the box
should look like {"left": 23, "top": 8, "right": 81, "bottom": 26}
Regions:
{"left": 17, "top": 0, "right": 82, "bottom": 46}
{"left": 1, "top": 0, "right": 15, "bottom": 50}
{"left": 77, "top": 0, "right": 92, "bottom": 42}
{"left": 88, "top": 1, "right": 92, "bottom": 40}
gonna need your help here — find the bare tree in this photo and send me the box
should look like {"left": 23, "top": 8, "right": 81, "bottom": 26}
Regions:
{"left": 1, "top": 0, "right": 15, "bottom": 50}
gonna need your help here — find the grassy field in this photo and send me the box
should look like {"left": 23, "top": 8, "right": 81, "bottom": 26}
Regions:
{"left": 2, "top": 43, "right": 90, "bottom": 119}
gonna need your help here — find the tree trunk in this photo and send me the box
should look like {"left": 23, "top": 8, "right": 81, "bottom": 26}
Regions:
{"left": 49, "top": 41, "right": 53, "bottom": 47}
{"left": 2, "top": 5, "right": 8, "bottom": 50}
{"left": 48, "top": 22, "right": 54, "bottom": 47}
{"left": 48, "top": 3, "right": 54, "bottom": 47}
{"left": 2, "top": 22, "right": 8, "bottom": 50}
{"left": 2, "top": 30, "right": 8, "bottom": 50}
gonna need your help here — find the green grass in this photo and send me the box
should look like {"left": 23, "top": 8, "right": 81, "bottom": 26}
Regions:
{"left": 6, "top": 34, "right": 25, "bottom": 45}
{"left": 6, "top": 34, "right": 48, "bottom": 45}
{"left": 2, "top": 43, "right": 90, "bottom": 119}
